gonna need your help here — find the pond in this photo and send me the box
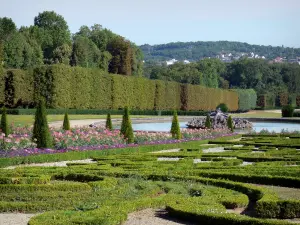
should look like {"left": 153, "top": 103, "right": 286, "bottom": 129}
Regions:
{"left": 132, "top": 122, "right": 300, "bottom": 133}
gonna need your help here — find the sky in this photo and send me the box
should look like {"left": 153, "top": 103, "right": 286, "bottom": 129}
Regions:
{"left": 1, "top": 0, "right": 300, "bottom": 47}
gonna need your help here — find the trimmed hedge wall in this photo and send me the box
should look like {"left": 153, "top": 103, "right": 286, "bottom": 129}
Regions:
{"left": 233, "top": 89, "right": 257, "bottom": 111}
{"left": 181, "top": 84, "right": 238, "bottom": 111}
{"left": 1, "top": 64, "right": 240, "bottom": 111}
{"left": 1, "top": 69, "right": 34, "bottom": 108}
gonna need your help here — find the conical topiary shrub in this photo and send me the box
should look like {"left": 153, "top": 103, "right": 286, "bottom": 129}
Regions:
{"left": 204, "top": 114, "right": 211, "bottom": 129}
{"left": 32, "top": 100, "right": 53, "bottom": 148}
{"left": 63, "top": 111, "right": 70, "bottom": 130}
{"left": 227, "top": 115, "right": 234, "bottom": 132}
{"left": 120, "top": 107, "right": 134, "bottom": 143}
{"left": 1, "top": 107, "right": 9, "bottom": 137}
{"left": 106, "top": 113, "right": 113, "bottom": 130}
{"left": 170, "top": 110, "right": 181, "bottom": 139}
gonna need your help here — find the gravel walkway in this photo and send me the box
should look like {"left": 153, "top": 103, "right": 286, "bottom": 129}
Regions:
{"left": 123, "top": 208, "right": 196, "bottom": 225}
{"left": 0, "top": 213, "right": 36, "bottom": 225}
{"left": 4, "top": 159, "right": 96, "bottom": 170}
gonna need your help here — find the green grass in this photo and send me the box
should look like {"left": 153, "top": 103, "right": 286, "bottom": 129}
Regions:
{"left": 260, "top": 185, "right": 300, "bottom": 200}
{"left": 9, "top": 115, "right": 150, "bottom": 127}
{"left": 231, "top": 112, "right": 282, "bottom": 118}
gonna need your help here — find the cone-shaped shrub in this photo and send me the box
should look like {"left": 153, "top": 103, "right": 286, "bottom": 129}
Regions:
{"left": 120, "top": 107, "right": 134, "bottom": 143}
{"left": 205, "top": 114, "right": 211, "bottom": 129}
{"left": 227, "top": 115, "right": 234, "bottom": 132}
{"left": 0, "top": 107, "right": 9, "bottom": 136}
{"left": 32, "top": 100, "right": 53, "bottom": 148}
{"left": 106, "top": 113, "right": 113, "bottom": 130}
{"left": 63, "top": 111, "right": 70, "bottom": 130}
{"left": 170, "top": 110, "right": 181, "bottom": 139}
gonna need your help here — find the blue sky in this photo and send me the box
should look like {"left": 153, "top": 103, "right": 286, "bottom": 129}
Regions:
{"left": 1, "top": 0, "right": 299, "bottom": 47}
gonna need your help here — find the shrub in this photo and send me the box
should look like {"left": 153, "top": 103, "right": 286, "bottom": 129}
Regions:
{"left": 0, "top": 107, "right": 9, "bottom": 136}
{"left": 105, "top": 113, "right": 113, "bottom": 130}
{"left": 216, "top": 103, "right": 228, "bottom": 113}
{"left": 32, "top": 100, "right": 53, "bottom": 148}
{"left": 282, "top": 105, "right": 294, "bottom": 117}
{"left": 120, "top": 107, "right": 134, "bottom": 144}
{"left": 227, "top": 116, "right": 234, "bottom": 132}
{"left": 63, "top": 111, "right": 70, "bottom": 130}
{"left": 170, "top": 110, "right": 181, "bottom": 139}
{"left": 205, "top": 115, "right": 211, "bottom": 129}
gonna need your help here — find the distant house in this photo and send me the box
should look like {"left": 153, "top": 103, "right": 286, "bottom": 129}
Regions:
{"left": 183, "top": 60, "right": 190, "bottom": 64}
{"left": 274, "top": 57, "right": 283, "bottom": 63}
{"left": 166, "top": 59, "right": 178, "bottom": 65}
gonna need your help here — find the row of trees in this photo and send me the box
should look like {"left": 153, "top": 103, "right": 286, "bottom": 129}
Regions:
{"left": 144, "top": 58, "right": 224, "bottom": 88}
{"left": 0, "top": 11, "right": 143, "bottom": 76}
{"left": 144, "top": 58, "right": 300, "bottom": 98}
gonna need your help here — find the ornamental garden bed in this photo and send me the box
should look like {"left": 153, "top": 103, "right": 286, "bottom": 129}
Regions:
{"left": 1, "top": 132, "right": 300, "bottom": 224}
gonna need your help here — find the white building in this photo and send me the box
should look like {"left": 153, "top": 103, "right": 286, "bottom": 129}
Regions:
{"left": 166, "top": 59, "right": 178, "bottom": 65}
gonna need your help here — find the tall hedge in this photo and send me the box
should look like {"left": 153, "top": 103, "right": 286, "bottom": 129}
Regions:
{"left": 111, "top": 75, "right": 155, "bottom": 110}
{"left": 183, "top": 84, "right": 238, "bottom": 111}
{"left": 1, "top": 64, "right": 239, "bottom": 111}
{"left": 233, "top": 89, "right": 257, "bottom": 111}
{"left": 2, "top": 69, "right": 34, "bottom": 108}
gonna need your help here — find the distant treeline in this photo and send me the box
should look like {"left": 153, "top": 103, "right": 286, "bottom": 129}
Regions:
{"left": 140, "top": 41, "right": 300, "bottom": 61}
{"left": 144, "top": 58, "right": 300, "bottom": 100}
{"left": 0, "top": 11, "right": 143, "bottom": 76}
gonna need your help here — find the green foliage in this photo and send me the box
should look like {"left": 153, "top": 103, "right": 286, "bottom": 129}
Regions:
{"left": 0, "top": 107, "right": 9, "bottom": 136}
{"left": 233, "top": 89, "right": 257, "bottom": 111}
{"left": 105, "top": 113, "right": 113, "bottom": 130}
{"left": 70, "top": 36, "right": 101, "bottom": 68}
{"left": 281, "top": 105, "right": 294, "bottom": 117}
{"left": 34, "top": 11, "right": 71, "bottom": 62}
{"left": 63, "top": 111, "right": 70, "bottom": 130}
{"left": 183, "top": 84, "right": 238, "bottom": 111}
{"left": 32, "top": 99, "right": 53, "bottom": 148}
{"left": 107, "top": 36, "right": 133, "bottom": 75}
{"left": 3, "top": 64, "right": 239, "bottom": 111}
{"left": 227, "top": 115, "right": 234, "bottom": 132}
{"left": 216, "top": 103, "right": 228, "bottom": 113}
{"left": 4, "top": 69, "right": 34, "bottom": 108}
{"left": 170, "top": 110, "right": 181, "bottom": 139}
{"left": 111, "top": 75, "right": 155, "bottom": 110}
{"left": 205, "top": 115, "right": 211, "bottom": 129}
{"left": 120, "top": 107, "right": 134, "bottom": 143}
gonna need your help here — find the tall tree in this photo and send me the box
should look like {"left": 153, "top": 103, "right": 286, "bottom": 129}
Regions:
{"left": 71, "top": 36, "right": 101, "bottom": 68}
{"left": 107, "top": 36, "right": 133, "bottom": 75}
{"left": 34, "top": 11, "right": 71, "bottom": 63}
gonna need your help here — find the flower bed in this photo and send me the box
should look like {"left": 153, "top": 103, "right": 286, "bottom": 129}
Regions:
{"left": 0, "top": 125, "right": 235, "bottom": 158}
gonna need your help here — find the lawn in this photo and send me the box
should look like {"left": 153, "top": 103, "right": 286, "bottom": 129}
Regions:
{"left": 8, "top": 114, "right": 147, "bottom": 127}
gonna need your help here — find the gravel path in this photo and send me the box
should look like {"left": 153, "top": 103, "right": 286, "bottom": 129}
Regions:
{"left": 123, "top": 208, "right": 196, "bottom": 225}
{"left": 4, "top": 159, "right": 96, "bottom": 170}
{"left": 152, "top": 149, "right": 181, "bottom": 153}
{"left": 0, "top": 213, "right": 36, "bottom": 225}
